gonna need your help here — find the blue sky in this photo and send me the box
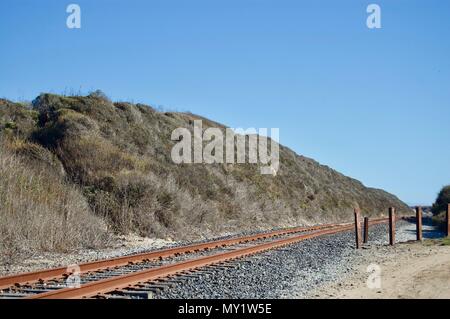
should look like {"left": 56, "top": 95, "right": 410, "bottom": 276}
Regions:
{"left": 1, "top": 0, "right": 449, "bottom": 205}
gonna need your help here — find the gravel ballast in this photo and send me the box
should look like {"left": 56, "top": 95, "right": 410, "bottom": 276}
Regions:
{"left": 1, "top": 218, "right": 442, "bottom": 299}
{"left": 155, "top": 220, "right": 442, "bottom": 299}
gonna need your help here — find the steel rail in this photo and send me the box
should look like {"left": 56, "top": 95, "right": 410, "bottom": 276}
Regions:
{"left": 0, "top": 221, "right": 349, "bottom": 290}
{"left": 28, "top": 218, "right": 390, "bottom": 299}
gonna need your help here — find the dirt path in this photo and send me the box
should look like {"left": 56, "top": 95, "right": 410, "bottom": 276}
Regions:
{"left": 311, "top": 241, "right": 450, "bottom": 299}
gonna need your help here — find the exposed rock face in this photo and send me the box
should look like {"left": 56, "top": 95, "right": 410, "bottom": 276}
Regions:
{"left": 0, "top": 93, "right": 411, "bottom": 239}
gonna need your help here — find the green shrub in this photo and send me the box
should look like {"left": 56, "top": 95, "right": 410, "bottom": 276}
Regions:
{"left": 432, "top": 185, "right": 450, "bottom": 215}
{"left": 4, "top": 121, "right": 16, "bottom": 130}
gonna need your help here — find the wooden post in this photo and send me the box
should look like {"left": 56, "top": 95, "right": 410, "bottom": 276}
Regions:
{"left": 354, "top": 209, "right": 362, "bottom": 249}
{"left": 363, "top": 217, "right": 369, "bottom": 244}
{"left": 447, "top": 204, "right": 450, "bottom": 237}
{"left": 389, "top": 207, "right": 396, "bottom": 245}
{"left": 416, "top": 206, "right": 422, "bottom": 241}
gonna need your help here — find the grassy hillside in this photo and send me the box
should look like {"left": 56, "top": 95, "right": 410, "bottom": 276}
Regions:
{"left": 0, "top": 138, "right": 109, "bottom": 263}
{"left": 0, "top": 92, "right": 411, "bottom": 254}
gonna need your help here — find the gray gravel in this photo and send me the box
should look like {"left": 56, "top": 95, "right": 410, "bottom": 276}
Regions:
{"left": 155, "top": 220, "right": 442, "bottom": 299}
{"left": 0, "top": 225, "right": 312, "bottom": 276}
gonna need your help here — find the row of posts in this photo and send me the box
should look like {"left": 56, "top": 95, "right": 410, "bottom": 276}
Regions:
{"left": 354, "top": 203, "right": 450, "bottom": 249}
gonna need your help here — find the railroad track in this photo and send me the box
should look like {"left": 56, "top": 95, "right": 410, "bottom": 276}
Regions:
{"left": 0, "top": 218, "right": 390, "bottom": 299}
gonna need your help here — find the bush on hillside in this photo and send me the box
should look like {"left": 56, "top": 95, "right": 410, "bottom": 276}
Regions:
{"left": 1, "top": 92, "right": 413, "bottom": 243}
{"left": 0, "top": 139, "right": 109, "bottom": 263}
{"left": 432, "top": 185, "right": 450, "bottom": 215}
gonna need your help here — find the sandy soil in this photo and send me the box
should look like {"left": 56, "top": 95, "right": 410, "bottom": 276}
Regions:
{"left": 311, "top": 241, "right": 450, "bottom": 299}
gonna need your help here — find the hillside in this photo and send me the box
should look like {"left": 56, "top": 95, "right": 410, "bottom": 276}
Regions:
{"left": 0, "top": 92, "right": 410, "bottom": 257}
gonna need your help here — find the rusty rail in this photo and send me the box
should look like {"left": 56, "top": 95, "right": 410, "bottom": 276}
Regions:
{"left": 0, "top": 222, "right": 348, "bottom": 290}
{"left": 27, "top": 225, "right": 356, "bottom": 299}
{"left": 27, "top": 218, "right": 391, "bottom": 299}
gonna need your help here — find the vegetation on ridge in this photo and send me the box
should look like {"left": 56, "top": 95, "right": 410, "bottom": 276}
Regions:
{"left": 0, "top": 91, "right": 411, "bottom": 258}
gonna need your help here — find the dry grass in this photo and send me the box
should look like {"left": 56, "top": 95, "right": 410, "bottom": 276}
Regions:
{"left": 0, "top": 140, "right": 109, "bottom": 264}
{"left": 423, "top": 237, "right": 450, "bottom": 246}
{"left": 0, "top": 92, "right": 412, "bottom": 246}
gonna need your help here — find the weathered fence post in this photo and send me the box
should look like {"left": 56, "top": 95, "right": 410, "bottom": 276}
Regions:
{"left": 363, "top": 217, "right": 369, "bottom": 244}
{"left": 447, "top": 204, "right": 450, "bottom": 237}
{"left": 354, "top": 208, "right": 362, "bottom": 249}
{"left": 389, "top": 207, "right": 396, "bottom": 245}
{"left": 416, "top": 206, "right": 422, "bottom": 241}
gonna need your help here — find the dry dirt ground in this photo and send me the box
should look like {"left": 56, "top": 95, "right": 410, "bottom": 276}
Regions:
{"left": 310, "top": 240, "right": 450, "bottom": 299}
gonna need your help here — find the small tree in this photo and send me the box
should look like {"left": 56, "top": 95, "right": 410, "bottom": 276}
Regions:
{"left": 88, "top": 89, "right": 110, "bottom": 101}
{"left": 432, "top": 185, "right": 450, "bottom": 215}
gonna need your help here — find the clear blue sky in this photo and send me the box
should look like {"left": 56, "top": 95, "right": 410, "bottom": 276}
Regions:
{"left": 1, "top": 0, "right": 449, "bottom": 205}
